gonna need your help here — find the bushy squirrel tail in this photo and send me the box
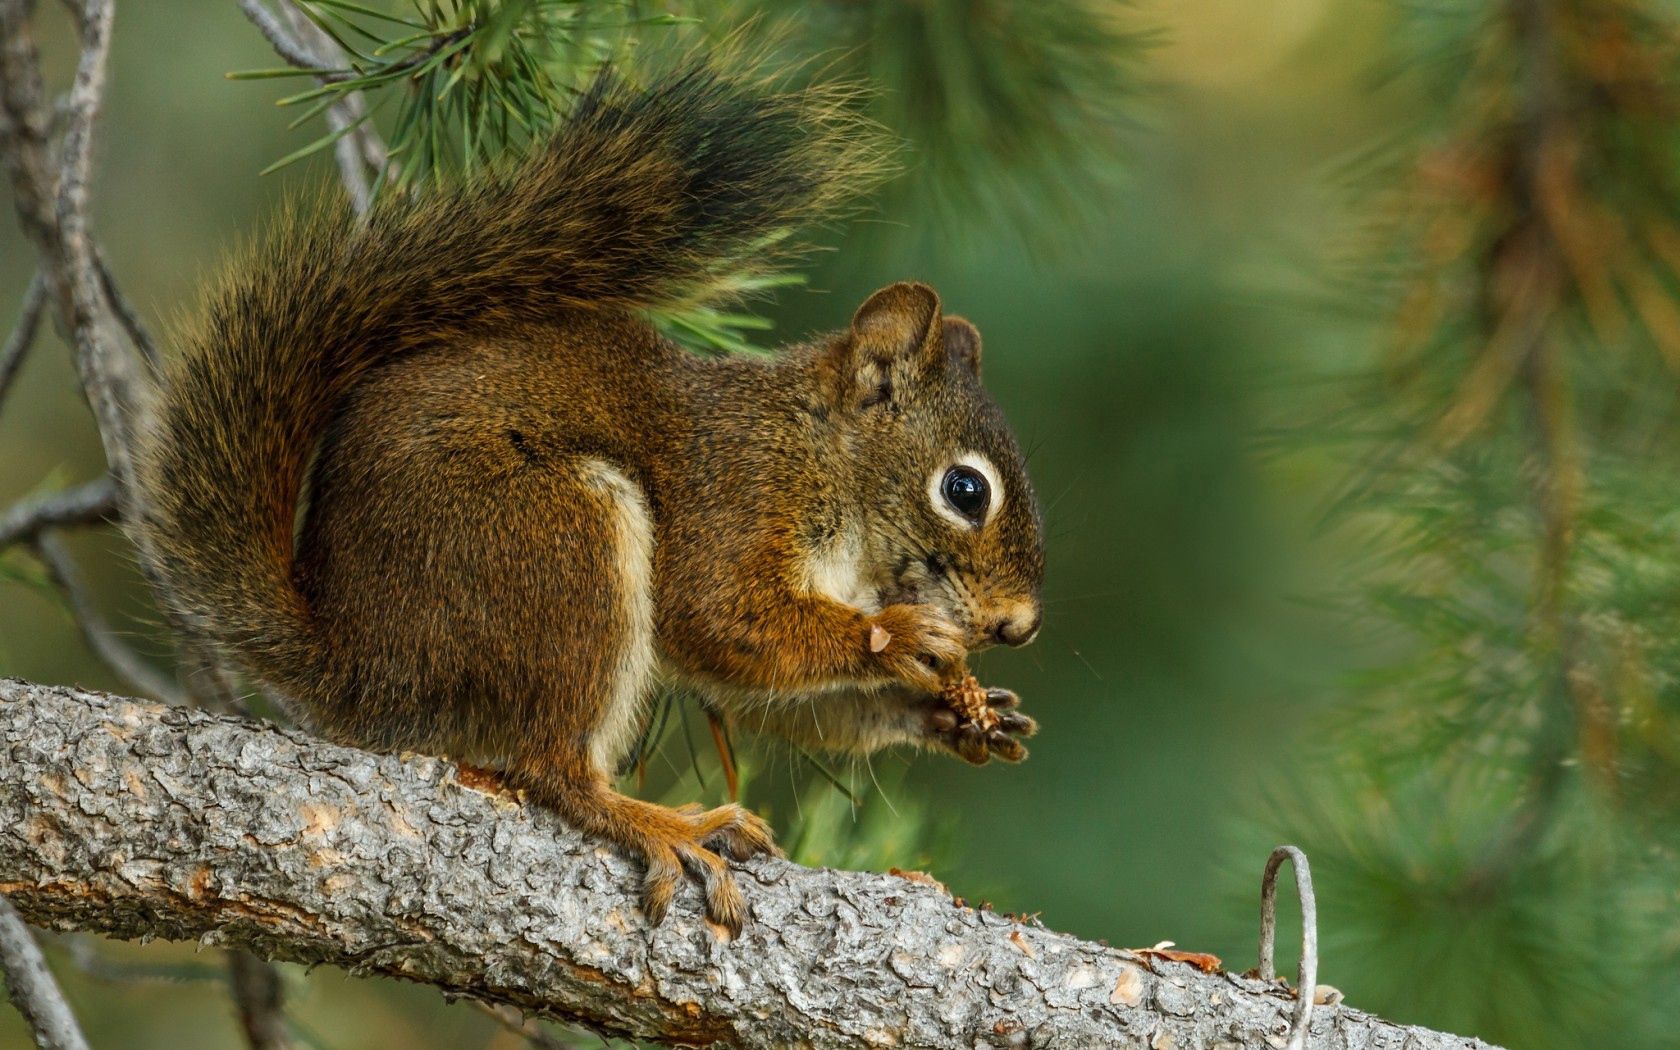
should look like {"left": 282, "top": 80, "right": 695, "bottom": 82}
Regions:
{"left": 133, "top": 61, "right": 891, "bottom": 695}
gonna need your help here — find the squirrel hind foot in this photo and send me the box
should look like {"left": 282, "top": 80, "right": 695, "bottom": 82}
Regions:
{"left": 633, "top": 801, "right": 779, "bottom": 933}
{"left": 642, "top": 803, "right": 779, "bottom": 932}
{"left": 530, "top": 777, "right": 778, "bottom": 934}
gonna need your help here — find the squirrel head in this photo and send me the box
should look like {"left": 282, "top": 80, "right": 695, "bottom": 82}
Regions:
{"left": 813, "top": 282, "right": 1045, "bottom": 650}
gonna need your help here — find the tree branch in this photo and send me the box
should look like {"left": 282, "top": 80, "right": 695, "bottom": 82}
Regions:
{"left": 53, "top": 0, "right": 144, "bottom": 492}
{"left": 0, "top": 479, "right": 117, "bottom": 549}
{"left": 226, "top": 949, "right": 292, "bottom": 1050}
{"left": 0, "top": 0, "right": 58, "bottom": 249}
{"left": 94, "top": 248, "right": 158, "bottom": 370}
{"left": 0, "top": 0, "right": 143, "bottom": 497}
{"left": 29, "top": 532, "right": 184, "bottom": 706}
{"left": 232, "top": 0, "right": 327, "bottom": 72}
{"left": 235, "top": 0, "right": 379, "bottom": 214}
{"left": 0, "top": 271, "right": 46, "bottom": 411}
{"left": 0, "top": 679, "right": 1502, "bottom": 1050}
{"left": 0, "top": 894, "right": 90, "bottom": 1050}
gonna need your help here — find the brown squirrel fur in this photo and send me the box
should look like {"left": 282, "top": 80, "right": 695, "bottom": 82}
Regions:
{"left": 133, "top": 64, "right": 1045, "bottom": 932}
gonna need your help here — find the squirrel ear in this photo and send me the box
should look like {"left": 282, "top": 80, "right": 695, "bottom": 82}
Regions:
{"left": 850, "top": 282, "right": 942, "bottom": 362}
{"left": 943, "top": 316, "right": 982, "bottom": 377}
{"left": 827, "top": 282, "right": 944, "bottom": 409}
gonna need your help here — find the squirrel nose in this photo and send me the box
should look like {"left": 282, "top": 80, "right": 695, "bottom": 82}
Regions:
{"left": 992, "top": 606, "right": 1042, "bottom": 648}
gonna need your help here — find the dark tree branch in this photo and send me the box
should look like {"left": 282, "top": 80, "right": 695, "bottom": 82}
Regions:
{"left": 227, "top": 950, "right": 292, "bottom": 1050}
{"left": 0, "top": 0, "right": 142, "bottom": 495}
{"left": 0, "top": 679, "right": 1504, "bottom": 1050}
{"left": 0, "top": 0, "right": 57, "bottom": 248}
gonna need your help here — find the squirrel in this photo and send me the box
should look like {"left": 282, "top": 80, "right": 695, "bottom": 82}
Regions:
{"left": 132, "top": 62, "right": 1045, "bottom": 933}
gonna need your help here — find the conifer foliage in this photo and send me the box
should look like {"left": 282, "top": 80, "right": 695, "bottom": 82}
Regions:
{"left": 1282, "top": 2, "right": 1680, "bottom": 1045}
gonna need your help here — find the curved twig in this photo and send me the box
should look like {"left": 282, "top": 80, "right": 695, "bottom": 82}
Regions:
{"left": 233, "top": 0, "right": 330, "bottom": 71}
{"left": 237, "top": 0, "right": 379, "bottom": 213}
{"left": 1259, "top": 844, "right": 1319, "bottom": 1050}
{"left": 94, "top": 247, "right": 158, "bottom": 370}
{"left": 54, "top": 0, "right": 142, "bottom": 489}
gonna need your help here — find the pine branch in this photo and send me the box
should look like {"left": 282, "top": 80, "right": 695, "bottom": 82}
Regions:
{"left": 0, "top": 679, "right": 1503, "bottom": 1050}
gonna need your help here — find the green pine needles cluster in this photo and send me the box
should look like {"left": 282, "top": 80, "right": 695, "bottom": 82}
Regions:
{"left": 236, "top": 0, "right": 1141, "bottom": 351}
{"left": 237, "top": 0, "right": 1144, "bottom": 236}
{"left": 1278, "top": 1, "right": 1680, "bottom": 1045}
{"left": 233, "top": 0, "right": 672, "bottom": 189}
{"left": 720, "top": 0, "right": 1148, "bottom": 243}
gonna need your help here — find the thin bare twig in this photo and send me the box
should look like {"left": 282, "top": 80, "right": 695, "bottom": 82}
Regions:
{"left": 95, "top": 247, "right": 158, "bottom": 370}
{"left": 233, "top": 0, "right": 329, "bottom": 71}
{"left": 2, "top": 0, "right": 195, "bottom": 652}
{"left": 278, "top": 3, "right": 377, "bottom": 212}
{"left": 1260, "top": 845, "right": 1319, "bottom": 1050}
{"left": 473, "top": 1001, "right": 581, "bottom": 1050}
{"left": 228, "top": 951, "right": 293, "bottom": 1050}
{"left": 54, "top": 0, "right": 143, "bottom": 491}
{"left": 32, "top": 531, "right": 184, "bottom": 706}
{"left": 0, "top": 894, "right": 90, "bottom": 1050}
{"left": 320, "top": 99, "right": 372, "bottom": 214}
{"left": 0, "top": 478, "right": 117, "bottom": 549}
{"left": 238, "top": 0, "right": 379, "bottom": 213}
{"left": 0, "top": 270, "right": 45, "bottom": 410}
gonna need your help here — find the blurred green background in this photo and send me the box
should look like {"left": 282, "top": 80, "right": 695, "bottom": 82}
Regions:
{"left": 4, "top": 1, "right": 1677, "bottom": 1048}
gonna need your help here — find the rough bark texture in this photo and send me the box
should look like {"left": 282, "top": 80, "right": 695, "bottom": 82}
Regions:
{"left": 0, "top": 679, "right": 1501, "bottom": 1050}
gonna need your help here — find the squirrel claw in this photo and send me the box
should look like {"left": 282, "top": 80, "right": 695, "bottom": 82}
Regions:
{"left": 985, "top": 687, "right": 1021, "bottom": 709}
{"left": 985, "top": 728, "right": 1028, "bottom": 763}
{"left": 954, "top": 727, "right": 992, "bottom": 765}
{"left": 636, "top": 803, "right": 776, "bottom": 935}
{"left": 994, "top": 710, "right": 1038, "bottom": 738}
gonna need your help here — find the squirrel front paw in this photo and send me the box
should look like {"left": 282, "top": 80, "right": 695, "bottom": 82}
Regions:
{"left": 927, "top": 674, "right": 1038, "bottom": 765}
{"left": 864, "top": 604, "right": 966, "bottom": 692}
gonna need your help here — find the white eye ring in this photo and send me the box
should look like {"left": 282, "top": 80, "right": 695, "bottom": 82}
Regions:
{"left": 928, "top": 452, "right": 1004, "bottom": 530}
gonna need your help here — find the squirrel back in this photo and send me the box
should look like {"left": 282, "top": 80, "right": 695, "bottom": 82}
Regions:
{"left": 132, "top": 63, "right": 889, "bottom": 696}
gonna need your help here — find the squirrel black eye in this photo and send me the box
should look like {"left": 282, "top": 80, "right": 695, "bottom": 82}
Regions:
{"left": 941, "top": 466, "right": 990, "bottom": 524}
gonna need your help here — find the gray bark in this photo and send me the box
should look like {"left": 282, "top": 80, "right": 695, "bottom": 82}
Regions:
{"left": 0, "top": 895, "right": 90, "bottom": 1050}
{"left": 0, "top": 679, "right": 1502, "bottom": 1050}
